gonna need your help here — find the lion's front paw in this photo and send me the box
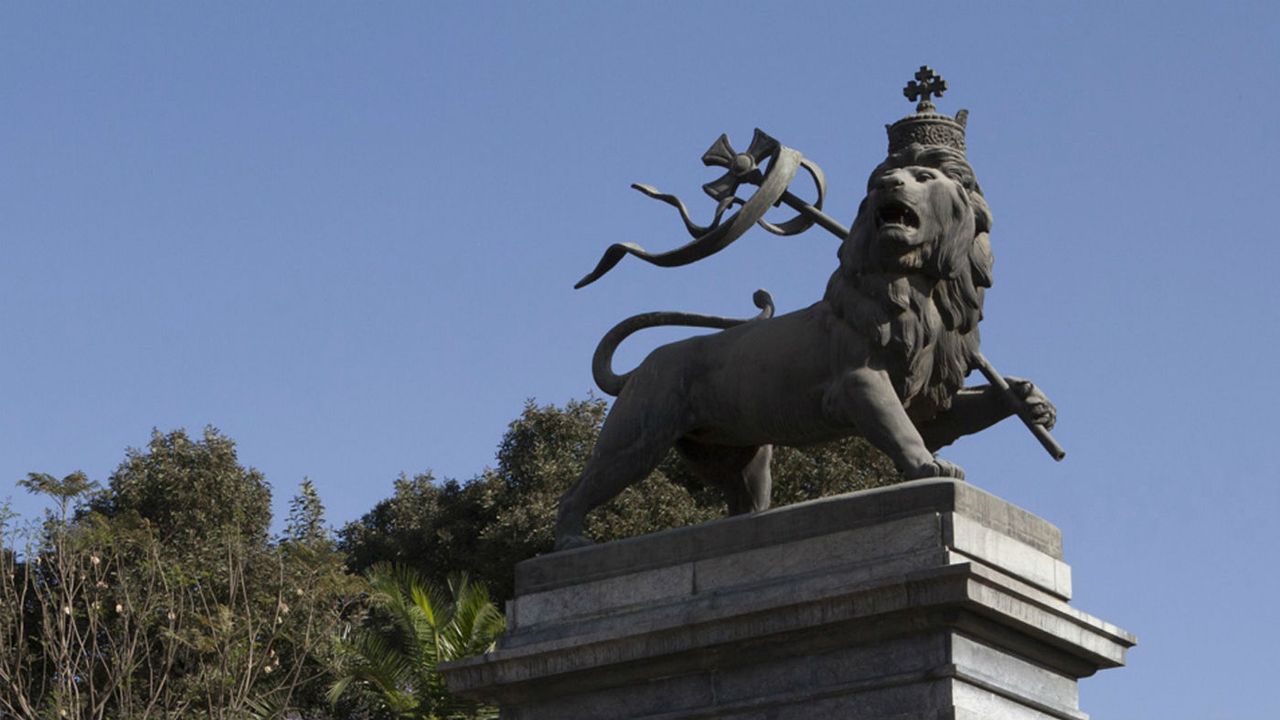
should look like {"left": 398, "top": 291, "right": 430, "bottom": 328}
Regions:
{"left": 903, "top": 457, "right": 966, "bottom": 481}
{"left": 1005, "top": 377, "right": 1057, "bottom": 431}
{"left": 932, "top": 458, "right": 966, "bottom": 480}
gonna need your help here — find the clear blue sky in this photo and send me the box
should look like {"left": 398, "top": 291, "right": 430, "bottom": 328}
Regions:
{"left": 2, "top": 3, "right": 1276, "bottom": 716}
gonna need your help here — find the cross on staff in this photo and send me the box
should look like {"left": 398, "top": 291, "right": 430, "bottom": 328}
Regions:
{"left": 903, "top": 65, "right": 947, "bottom": 112}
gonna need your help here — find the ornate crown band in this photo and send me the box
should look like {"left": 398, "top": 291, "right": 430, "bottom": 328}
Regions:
{"left": 886, "top": 66, "right": 968, "bottom": 155}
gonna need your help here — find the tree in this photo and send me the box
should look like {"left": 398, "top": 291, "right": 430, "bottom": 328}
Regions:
{"left": 276, "top": 479, "right": 364, "bottom": 718}
{"left": 0, "top": 403, "right": 898, "bottom": 718}
{"left": 341, "top": 399, "right": 719, "bottom": 601}
{"left": 328, "top": 564, "right": 504, "bottom": 720}
{"left": 93, "top": 427, "right": 273, "bottom": 563}
{"left": 340, "top": 475, "right": 495, "bottom": 604}
{"left": 0, "top": 473, "right": 190, "bottom": 719}
{"left": 342, "top": 397, "right": 899, "bottom": 603}
{"left": 2, "top": 435, "right": 359, "bottom": 720}
{"left": 286, "top": 478, "right": 330, "bottom": 547}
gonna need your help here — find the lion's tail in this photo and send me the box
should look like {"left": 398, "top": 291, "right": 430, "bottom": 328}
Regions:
{"left": 593, "top": 289, "right": 775, "bottom": 396}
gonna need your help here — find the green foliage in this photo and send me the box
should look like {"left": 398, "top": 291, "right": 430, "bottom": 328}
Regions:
{"left": 17, "top": 470, "right": 98, "bottom": 503}
{"left": 328, "top": 564, "right": 504, "bottom": 720}
{"left": 3, "top": 439, "right": 357, "bottom": 720}
{"left": 343, "top": 397, "right": 899, "bottom": 603}
{"left": 342, "top": 398, "right": 720, "bottom": 602}
{"left": 771, "top": 437, "right": 900, "bottom": 504}
{"left": 658, "top": 436, "right": 900, "bottom": 508}
{"left": 286, "top": 478, "right": 330, "bottom": 547}
{"left": 2, "top": 401, "right": 900, "bottom": 719}
{"left": 93, "top": 427, "right": 273, "bottom": 559}
{"left": 339, "top": 474, "right": 486, "bottom": 605}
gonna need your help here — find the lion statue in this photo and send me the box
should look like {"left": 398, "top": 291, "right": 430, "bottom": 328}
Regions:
{"left": 554, "top": 142, "right": 1055, "bottom": 551}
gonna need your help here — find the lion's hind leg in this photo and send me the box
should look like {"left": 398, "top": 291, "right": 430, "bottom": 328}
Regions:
{"left": 554, "top": 392, "right": 689, "bottom": 551}
{"left": 676, "top": 440, "right": 773, "bottom": 515}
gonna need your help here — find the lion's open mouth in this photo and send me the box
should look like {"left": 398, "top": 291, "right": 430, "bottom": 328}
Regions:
{"left": 876, "top": 200, "right": 920, "bottom": 230}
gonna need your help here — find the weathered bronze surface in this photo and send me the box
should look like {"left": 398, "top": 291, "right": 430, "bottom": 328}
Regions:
{"left": 557, "top": 68, "right": 1060, "bottom": 551}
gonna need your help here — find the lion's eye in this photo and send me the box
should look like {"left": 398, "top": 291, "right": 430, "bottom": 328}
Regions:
{"left": 915, "top": 171, "right": 934, "bottom": 182}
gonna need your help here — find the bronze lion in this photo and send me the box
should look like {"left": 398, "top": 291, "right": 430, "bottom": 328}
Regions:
{"left": 555, "top": 143, "right": 1055, "bottom": 551}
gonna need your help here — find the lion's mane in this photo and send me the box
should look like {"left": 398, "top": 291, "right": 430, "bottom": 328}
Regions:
{"left": 823, "top": 144, "right": 995, "bottom": 420}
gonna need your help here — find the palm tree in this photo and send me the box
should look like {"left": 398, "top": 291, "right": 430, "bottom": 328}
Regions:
{"left": 328, "top": 563, "right": 505, "bottom": 719}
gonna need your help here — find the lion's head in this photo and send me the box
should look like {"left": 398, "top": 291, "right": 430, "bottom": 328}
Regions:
{"left": 824, "top": 144, "right": 995, "bottom": 418}
{"left": 841, "top": 144, "right": 992, "bottom": 282}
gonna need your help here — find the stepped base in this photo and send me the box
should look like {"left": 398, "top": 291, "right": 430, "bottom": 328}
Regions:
{"left": 441, "top": 479, "right": 1134, "bottom": 719}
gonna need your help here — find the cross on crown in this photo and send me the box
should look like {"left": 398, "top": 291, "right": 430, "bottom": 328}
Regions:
{"left": 903, "top": 65, "right": 947, "bottom": 112}
{"left": 886, "top": 66, "right": 966, "bottom": 154}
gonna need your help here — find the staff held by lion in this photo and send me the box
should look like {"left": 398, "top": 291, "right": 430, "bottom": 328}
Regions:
{"left": 556, "top": 67, "right": 1061, "bottom": 552}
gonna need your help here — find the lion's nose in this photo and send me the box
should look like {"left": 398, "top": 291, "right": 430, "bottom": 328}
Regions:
{"left": 878, "top": 171, "right": 907, "bottom": 191}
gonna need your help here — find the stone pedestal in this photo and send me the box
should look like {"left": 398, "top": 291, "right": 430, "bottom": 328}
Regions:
{"left": 441, "top": 479, "right": 1135, "bottom": 719}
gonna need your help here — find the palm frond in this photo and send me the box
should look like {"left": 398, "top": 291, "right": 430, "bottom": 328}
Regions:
{"left": 328, "top": 562, "right": 505, "bottom": 717}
